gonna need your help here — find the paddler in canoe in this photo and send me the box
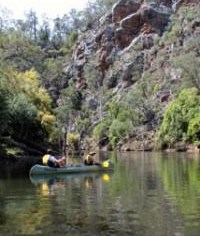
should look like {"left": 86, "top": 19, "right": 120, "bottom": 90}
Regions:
{"left": 42, "top": 149, "right": 66, "bottom": 168}
{"left": 84, "top": 151, "right": 110, "bottom": 167}
{"left": 41, "top": 149, "right": 110, "bottom": 169}
{"left": 30, "top": 151, "right": 113, "bottom": 176}
{"left": 84, "top": 151, "right": 96, "bottom": 165}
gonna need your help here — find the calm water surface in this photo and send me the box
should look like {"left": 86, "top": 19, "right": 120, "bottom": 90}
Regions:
{"left": 0, "top": 152, "right": 199, "bottom": 235}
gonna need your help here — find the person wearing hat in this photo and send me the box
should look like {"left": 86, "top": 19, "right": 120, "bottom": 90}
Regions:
{"left": 42, "top": 149, "right": 66, "bottom": 168}
{"left": 84, "top": 151, "right": 96, "bottom": 165}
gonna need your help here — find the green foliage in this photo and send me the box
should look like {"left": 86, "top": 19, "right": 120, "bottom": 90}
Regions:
{"left": 67, "top": 133, "right": 80, "bottom": 151}
{"left": 84, "top": 61, "right": 102, "bottom": 89}
{"left": 83, "top": 0, "right": 118, "bottom": 26}
{"left": 122, "top": 82, "right": 158, "bottom": 126}
{"left": 0, "top": 0, "right": 199, "bottom": 151}
{"left": 172, "top": 52, "right": 200, "bottom": 90}
{"left": 55, "top": 85, "right": 83, "bottom": 143}
{"left": 67, "top": 31, "right": 78, "bottom": 47}
{"left": 162, "top": 20, "right": 183, "bottom": 44}
{"left": 158, "top": 88, "right": 200, "bottom": 147}
{"left": 93, "top": 119, "right": 111, "bottom": 141}
{"left": 187, "top": 114, "right": 200, "bottom": 144}
{"left": 55, "top": 105, "right": 70, "bottom": 126}
{"left": 8, "top": 93, "right": 39, "bottom": 139}
{"left": 11, "top": 70, "right": 56, "bottom": 136}
{"left": 92, "top": 95, "right": 142, "bottom": 148}
{"left": 0, "top": 0, "right": 123, "bottom": 148}
{"left": 108, "top": 119, "right": 130, "bottom": 147}
{"left": 103, "top": 94, "right": 148, "bottom": 147}
{"left": 0, "top": 68, "right": 56, "bottom": 142}
{"left": 0, "top": 77, "right": 10, "bottom": 135}
{"left": 107, "top": 100, "right": 121, "bottom": 119}
{"left": 41, "top": 58, "right": 66, "bottom": 89}
{"left": 0, "top": 30, "right": 44, "bottom": 72}
{"left": 61, "top": 86, "right": 82, "bottom": 111}
{"left": 181, "top": 5, "right": 200, "bottom": 23}
{"left": 161, "top": 6, "right": 200, "bottom": 46}
{"left": 76, "top": 117, "right": 91, "bottom": 137}
{"left": 38, "top": 21, "right": 51, "bottom": 48}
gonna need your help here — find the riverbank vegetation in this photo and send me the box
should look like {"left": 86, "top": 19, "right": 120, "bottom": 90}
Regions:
{"left": 0, "top": 0, "right": 199, "bottom": 160}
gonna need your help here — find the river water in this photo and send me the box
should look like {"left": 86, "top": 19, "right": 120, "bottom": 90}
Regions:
{"left": 0, "top": 152, "right": 199, "bottom": 235}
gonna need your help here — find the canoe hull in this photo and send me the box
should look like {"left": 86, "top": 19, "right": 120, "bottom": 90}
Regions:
{"left": 29, "top": 163, "right": 113, "bottom": 176}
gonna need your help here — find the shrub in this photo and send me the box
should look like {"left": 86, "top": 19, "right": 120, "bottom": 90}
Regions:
{"left": 157, "top": 87, "right": 200, "bottom": 147}
{"left": 108, "top": 119, "right": 131, "bottom": 147}
{"left": 0, "top": 79, "right": 9, "bottom": 136}
{"left": 8, "top": 93, "right": 39, "bottom": 139}
{"left": 187, "top": 114, "right": 200, "bottom": 144}
{"left": 92, "top": 119, "right": 111, "bottom": 142}
{"left": 67, "top": 133, "right": 80, "bottom": 151}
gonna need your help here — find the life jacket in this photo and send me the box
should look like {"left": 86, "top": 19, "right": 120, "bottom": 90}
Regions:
{"left": 84, "top": 155, "right": 94, "bottom": 165}
{"left": 42, "top": 154, "right": 50, "bottom": 165}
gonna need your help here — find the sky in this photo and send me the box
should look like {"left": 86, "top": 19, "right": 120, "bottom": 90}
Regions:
{"left": 0, "top": 0, "right": 89, "bottom": 19}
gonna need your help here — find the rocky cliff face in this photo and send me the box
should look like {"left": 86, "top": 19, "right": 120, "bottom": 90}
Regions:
{"left": 72, "top": 0, "right": 172, "bottom": 89}
{"left": 64, "top": 0, "right": 200, "bottom": 151}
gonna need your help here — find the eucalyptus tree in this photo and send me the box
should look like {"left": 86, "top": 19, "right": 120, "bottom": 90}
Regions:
{"left": 38, "top": 17, "right": 51, "bottom": 48}
{"left": 24, "top": 10, "right": 38, "bottom": 42}
{"left": 68, "top": 8, "right": 83, "bottom": 31}
{"left": 51, "top": 17, "right": 64, "bottom": 49}
{"left": 0, "top": 6, "right": 12, "bottom": 32}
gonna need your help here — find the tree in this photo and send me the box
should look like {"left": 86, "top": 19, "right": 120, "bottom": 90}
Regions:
{"left": 38, "top": 18, "right": 51, "bottom": 48}
{"left": 158, "top": 87, "right": 200, "bottom": 147}
{"left": 8, "top": 93, "right": 39, "bottom": 139}
{"left": 172, "top": 52, "right": 200, "bottom": 91}
{"left": 0, "top": 29, "right": 44, "bottom": 72}
{"left": 0, "top": 77, "right": 9, "bottom": 136}
{"left": 3, "top": 68, "right": 56, "bottom": 141}
{"left": 24, "top": 10, "right": 38, "bottom": 42}
{"left": 0, "top": 6, "right": 12, "bottom": 32}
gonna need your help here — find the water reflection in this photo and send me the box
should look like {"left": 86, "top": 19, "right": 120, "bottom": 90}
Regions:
{"left": 0, "top": 152, "right": 199, "bottom": 235}
{"left": 158, "top": 153, "right": 200, "bottom": 236}
{"left": 30, "top": 173, "right": 111, "bottom": 196}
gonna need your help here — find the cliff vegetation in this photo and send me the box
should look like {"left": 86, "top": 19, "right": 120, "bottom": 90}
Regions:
{"left": 0, "top": 0, "right": 199, "bottom": 158}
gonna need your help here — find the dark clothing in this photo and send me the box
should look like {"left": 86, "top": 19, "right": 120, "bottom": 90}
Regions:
{"left": 84, "top": 154, "right": 94, "bottom": 165}
{"left": 42, "top": 154, "right": 60, "bottom": 168}
{"left": 47, "top": 156, "right": 60, "bottom": 168}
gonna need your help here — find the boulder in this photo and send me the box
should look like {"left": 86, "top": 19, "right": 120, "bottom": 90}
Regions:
{"left": 112, "top": 0, "right": 140, "bottom": 24}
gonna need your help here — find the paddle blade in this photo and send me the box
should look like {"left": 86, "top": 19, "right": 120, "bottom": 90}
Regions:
{"left": 102, "top": 160, "right": 109, "bottom": 168}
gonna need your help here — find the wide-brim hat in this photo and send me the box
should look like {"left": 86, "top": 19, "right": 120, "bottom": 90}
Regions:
{"left": 47, "top": 148, "right": 53, "bottom": 154}
{"left": 89, "top": 151, "right": 96, "bottom": 155}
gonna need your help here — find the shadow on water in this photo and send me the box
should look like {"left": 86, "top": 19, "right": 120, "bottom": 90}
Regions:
{"left": 0, "top": 156, "right": 41, "bottom": 178}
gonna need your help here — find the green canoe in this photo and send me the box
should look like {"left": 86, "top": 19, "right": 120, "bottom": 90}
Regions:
{"left": 29, "top": 161, "right": 114, "bottom": 176}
